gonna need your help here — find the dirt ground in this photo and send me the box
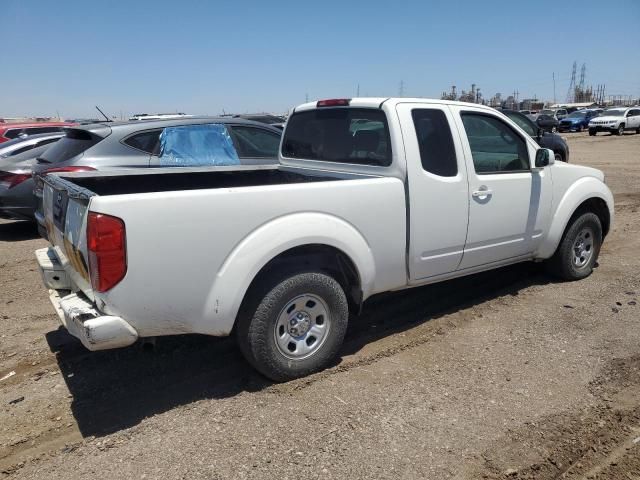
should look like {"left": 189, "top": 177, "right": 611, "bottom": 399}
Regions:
{"left": 1, "top": 131, "right": 639, "bottom": 479}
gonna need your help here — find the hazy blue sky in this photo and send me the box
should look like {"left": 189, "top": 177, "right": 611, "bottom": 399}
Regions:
{"left": 2, "top": 0, "right": 639, "bottom": 118}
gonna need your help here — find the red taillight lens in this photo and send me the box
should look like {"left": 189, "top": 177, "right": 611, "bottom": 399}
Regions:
{"left": 0, "top": 172, "right": 31, "bottom": 189}
{"left": 87, "top": 212, "right": 127, "bottom": 292}
{"left": 316, "top": 99, "right": 351, "bottom": 107}
{"left": 42, "top": 166, "right": 96, "bottom": 175}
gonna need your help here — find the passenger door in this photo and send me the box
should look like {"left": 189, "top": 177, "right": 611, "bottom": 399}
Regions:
{"left": 627, "top": 109, "right": 640, "bottom": 130}
{"left": 396, "top": 103, "right": 469, "bottom": 280}
{"left": 450, "top": 107, "right": 552, "bottom": 269}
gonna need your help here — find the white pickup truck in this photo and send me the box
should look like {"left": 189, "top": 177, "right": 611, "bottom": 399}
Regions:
{"left": 36, "top": 98, "right": 614, "bottom": 381}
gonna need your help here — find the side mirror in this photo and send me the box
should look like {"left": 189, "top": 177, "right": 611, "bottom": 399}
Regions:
{"left": 534, "top": 148, "right": 555, "bottom": 169}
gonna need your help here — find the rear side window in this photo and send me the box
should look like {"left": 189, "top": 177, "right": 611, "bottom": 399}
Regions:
{"left": 283, "top": 108, "right": 391, "bottom": 166}
{"left": 229, "top": 126, "right": 280, "bottom": 158}
{"left": 123, "top": 130, "right": 161, "bottom": 154}
{"left": 411, "top": 109, "right": 457, "bottom": 177}
{"left": 38, "top": 129, "right": 102, "bottom": 164}
{"left": 4, "top": 129, "right": 23, "bottom": 139}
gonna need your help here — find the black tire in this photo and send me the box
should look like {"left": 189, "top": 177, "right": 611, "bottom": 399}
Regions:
{"left": 577, "top": 124, "right": 583, "bottom": 132}
{"left": 589, "top": 129, "right": 596, "bottom": 136}
{"left": 551, "top": 126, "right": 557, "bottom": 133}
{"left": 546, "top": 212, "right": 602, "bottom": 281}
{"left": 236, "top": 272, "right": 348, "bottom": 382}
{"left": 615, "top": 124, "right": 625, "bottom": 136}
{"left": 636, "top": 128, "right": 639, "bottom": 134}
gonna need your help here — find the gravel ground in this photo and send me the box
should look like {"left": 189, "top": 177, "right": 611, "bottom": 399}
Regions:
{"left": 1, "top": 131, "right": 639, "bottom": 479}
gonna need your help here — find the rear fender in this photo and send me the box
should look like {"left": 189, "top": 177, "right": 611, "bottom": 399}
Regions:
{"left": 201, "top": 212, "right": 376, "bottom": 335}
{"left": 537, "top": 177, "right": 614, "bottom": 259}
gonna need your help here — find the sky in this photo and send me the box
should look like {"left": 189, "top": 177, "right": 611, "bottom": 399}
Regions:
{"left": 1, "top": 0, "right": 639, "bottom": 119}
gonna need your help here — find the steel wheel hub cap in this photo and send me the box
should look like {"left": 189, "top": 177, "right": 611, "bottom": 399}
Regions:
{"left": 573, "top": 228, "right": 594, "bottom": 268}
{"left": 274, "top": 294, "right": 330, "bottom": 359}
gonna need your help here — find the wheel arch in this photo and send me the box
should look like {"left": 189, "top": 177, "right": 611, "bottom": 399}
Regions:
{"left": 537, "top": 179, "right": 614, "bottom": 259}
{"left": 202, "top": 212, "right": 376, "bottom": 335}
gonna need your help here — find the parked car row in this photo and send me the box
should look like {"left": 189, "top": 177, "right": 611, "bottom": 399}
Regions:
{"left": 1, "top": 117, "right": 282, "bottom": 222}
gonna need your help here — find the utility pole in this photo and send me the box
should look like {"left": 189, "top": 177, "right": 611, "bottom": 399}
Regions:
{"left": 553, "top": 72, "right": 556, "bottom": 104}
{"left": 357, "top": 84, "right": 360, "bottom": 97}
{"left": 399, "top": 80, "right": 405, "bottom": 97}
{"left": 305, "top": 93, "right": 309, "bottom": 103}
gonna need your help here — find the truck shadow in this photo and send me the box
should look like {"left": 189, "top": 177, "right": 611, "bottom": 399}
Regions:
{"left": 46, "top": 262, "right": 557, "bottom": 438}
{"left": 0, "top": 220, "right": 40, "bottom": 242}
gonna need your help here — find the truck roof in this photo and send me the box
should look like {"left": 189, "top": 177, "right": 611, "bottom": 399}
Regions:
{"left": 292, "top": 97, "right": 497, "bottom": 113}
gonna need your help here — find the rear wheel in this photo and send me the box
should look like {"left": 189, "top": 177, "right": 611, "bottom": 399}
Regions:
{"left": 554, "top": 151, "right": 563, "bottom": 163}
{"left": 589, "top": 129, "right": 596, "bottom": 136}
{"left": 237, "top": 272, "right": 349, "bottom": 382}
{"left": 636, "top": 127, "right": 640, "bottom": 134}
{"left": 546, "top": 212, "right": 602, "bottom": 281}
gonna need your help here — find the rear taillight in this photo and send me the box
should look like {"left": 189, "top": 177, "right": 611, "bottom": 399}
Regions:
{"left": 87, "top": 212, "right": 127, "bottom": 292}
{"left": 42, "top": 166, "right": 96, "bottom": 175}
{"left": 317, "top": 98, "right": 351, "bottom": 107}
{"left": 0, "top": 172, "right": 31, "bottom": 189}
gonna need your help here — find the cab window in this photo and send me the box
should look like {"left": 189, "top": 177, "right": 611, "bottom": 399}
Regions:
{"left": 461, "top": 113, "right": 530, "bottom": 173}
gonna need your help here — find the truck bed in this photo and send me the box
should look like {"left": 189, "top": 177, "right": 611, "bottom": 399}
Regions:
{"left": 60, "top": 165, "right": 344, "bottom": 196}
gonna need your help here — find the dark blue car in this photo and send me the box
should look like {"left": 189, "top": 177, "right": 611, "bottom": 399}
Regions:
{"left": 558, "top": 110, "right": 601, "bottom": 132}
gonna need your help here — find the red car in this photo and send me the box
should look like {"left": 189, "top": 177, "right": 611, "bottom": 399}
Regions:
{"left": 0, "top": 121, "right": 74, "bottom": 144}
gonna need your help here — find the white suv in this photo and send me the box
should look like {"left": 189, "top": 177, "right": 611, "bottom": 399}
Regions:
{"left": 588, "top": 107, "right": 640, "bottom": 136}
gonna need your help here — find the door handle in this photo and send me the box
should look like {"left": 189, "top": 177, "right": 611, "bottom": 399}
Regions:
{"left": 472, "top": 189, "right": 493, "bottom": 197}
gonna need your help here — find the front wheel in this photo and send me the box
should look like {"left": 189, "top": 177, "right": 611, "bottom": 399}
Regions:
{"left": 615, "top": 124, "right": 625, "bottom": 136}
{"left": 237, "top": 272, "right": 349, "bottom": 382}
{"left": 546, "top": 212, "right": 602, "bottom": 281}
{"left": 589, "top": 129, "right": 596, "bottom": 136}
{"left": 577, "top": 124, "right": 583, "bottom": 132}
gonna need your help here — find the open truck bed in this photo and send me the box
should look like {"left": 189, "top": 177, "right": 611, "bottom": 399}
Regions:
{"left": 37, "top": 163, "right": 407, "bottom": 352}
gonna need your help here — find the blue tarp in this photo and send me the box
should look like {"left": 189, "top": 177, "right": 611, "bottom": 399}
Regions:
{"left": 158, "top": 124, "right": 240, "bottom": 167}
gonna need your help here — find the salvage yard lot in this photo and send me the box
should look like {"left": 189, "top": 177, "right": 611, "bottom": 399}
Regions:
{"left": 1, "top": 132, "right": 639, "bottom": 479}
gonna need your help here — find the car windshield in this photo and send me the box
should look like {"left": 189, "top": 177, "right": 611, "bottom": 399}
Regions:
{"left": 604, "top": 110, "right": 625, "bottom": 117}
{"left": 541, "top": 110, "right": 555, "bottom": 116}
{"left": 567, "top": 112, "right": 586, "bottom": 119}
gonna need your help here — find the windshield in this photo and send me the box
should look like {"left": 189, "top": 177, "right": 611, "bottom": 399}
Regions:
{"left": 603, "top": 110, "right": 625, "bottom": 117}
{"left": 567, "top": 112, "right": 586, "bottom": 119}
{"left": 503, "top": 111, "right": 536, "bottom": 136}
{"left": 541, "top": 110, "right": 555, "bottom": 116}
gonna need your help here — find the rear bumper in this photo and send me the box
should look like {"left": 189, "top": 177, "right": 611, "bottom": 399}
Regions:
{"left": 36, "top": 247, "right": 138, "bottom": 351}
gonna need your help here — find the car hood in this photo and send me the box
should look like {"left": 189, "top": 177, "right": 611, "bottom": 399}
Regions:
{"left": 562, "top": 117, "right": 585, "bottom": 123}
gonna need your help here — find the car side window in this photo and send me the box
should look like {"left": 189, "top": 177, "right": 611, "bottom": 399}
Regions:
{"left": 123, "top": 130, "right": 162, "bottom": 154}
{"left": 411, "top": 109, "right": 457, "bottom": 177}
{"left": 10, "top": 144, "right": 36, "bottom": 156}
{"left": 29, "top": 127, "right": 63, "bottom": 135}
{"left": 158, "top": 124, "right": 240, "bottom": 166}
{"left": 461, "top": 113, "right": 530, "bottom": 174}
{"left": 229, "top": 126, "right": 281, "bottom": 158}
{"left": 4, "top": 129, "right": 22, "bottom": 139}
